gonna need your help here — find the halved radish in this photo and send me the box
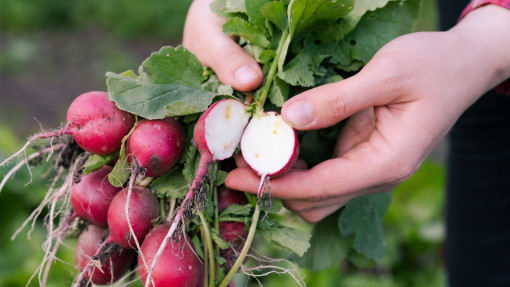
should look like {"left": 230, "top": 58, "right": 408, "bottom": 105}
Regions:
{"left": 240, "top": 111, "right": 299, "bottom": 194}
{"left": 194, "top": 98, "right": 251, "bottom": 161}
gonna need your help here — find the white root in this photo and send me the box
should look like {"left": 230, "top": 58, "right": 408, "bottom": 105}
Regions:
{"left": 125, "top": 170, "right": 155, "bottom": 287}
{"left": 0, "top": 143, "right": 66, "bottom": 194}
{"left": 0, "top": 129, "right": 67, "bottom": 167}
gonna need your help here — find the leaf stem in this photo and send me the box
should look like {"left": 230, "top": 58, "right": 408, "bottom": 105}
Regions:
{"left": 199, "top": 212, "right": 216, "bottom": 287}
{"left": 257, "top": 29, "right": 289, "bottom": 110}
{"left": 218, "top": 204, "right": 261, "bottom": 287}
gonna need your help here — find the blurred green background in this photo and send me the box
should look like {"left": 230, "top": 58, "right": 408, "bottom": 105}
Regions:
{"left": 0, "top": 0, "right": 446, "bottom": 286}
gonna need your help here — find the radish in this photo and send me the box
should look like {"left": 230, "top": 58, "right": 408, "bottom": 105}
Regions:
{"left": 127, "top": 118, "right": 185, "bottom": 177}
{"left": 143, "top": 98, "right": 250, "bottom": 287}
{"left": 106, "top": 186, "right": 159, "bottom": 249}
{"left": 217, "top": 185, "right": 249, "bottom": 212}
{"left": 67, "top": 91, "right": 135, "bottom": 155}
{"left": 70, "top": 165, "right": 122, "bottom": 226}
{"left": 74, "top": 225, "right": 135, "bottom": 285}
{"left": 217, "top": 186, "right": 249, "bottom": 268}
{"left": 138, "top": 224, "right": 203, "bottom": 287}
{"left": 0, "top": 91, "right": 135, "bottom": 168}
{"left": 240, "top": 111, "right": 299, "bottom": 195}
{"left": 194, "top": 98, "right": 251, "bottom": 161}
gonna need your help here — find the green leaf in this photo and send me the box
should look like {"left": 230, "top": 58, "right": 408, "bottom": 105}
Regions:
{"left": 83, "top": 152, "right": 119, "bottom": 175}
{"left": 223, "top": 18, "right": 271, "bottom": 48}
{"left": 219, "top": 204, "right": 252, "bottom": 219}
{"left": 150, "top": 168, "right": 189, "bottom": 199}
{"left": 288, "top": 0, "right": 354, "bottom": 37}
{"left": 296, "top": 211, "right": 350, "bottom": 271}
{"left": 139, "top": 46, "right": 203, "bottom": 87}
{"left": 261, "top": 1, "right": 288, "bottom": 30}
{"left": 268, "top": 76, "right": 289, "bottom": 107}
{"left": 108, "top": 141, "right": 130, "bottom": 188}
{"left": 211, "top": 227, "right": 231, "bottom": 249}
{"left": 107, "top": 46, "right": 216, "bottom": 119}
{"left": 338, "top": 192, "right": 392, "bottom": 261}
{"left": 246, "top": 0, "right": 272, "bottom": 28}
{"left": 258, "top": 222, "right": 311, "bottom": 257}
{"left": 342, "top": 0, "right": 420, "bottom": 64}
{"left": 278, "top": 53, "right": 315, "bottom": 87}
{"left": 224, "top": 0, "right": 246, "bottom": 14}
{"left": 107, "top": 73, "right": 216, "bottom": 119}
{"left": 108, "top": 119, "right": 139, "bottom": 187}
{"left": 214, "top": 170, "right": 228, "bottom": 186}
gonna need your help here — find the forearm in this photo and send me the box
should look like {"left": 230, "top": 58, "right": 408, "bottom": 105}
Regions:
{"left": 450, "top": 5, "right": 510, "bottom": 94}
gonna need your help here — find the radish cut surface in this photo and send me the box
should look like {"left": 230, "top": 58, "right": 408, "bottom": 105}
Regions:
{"left": 203, "top": 99, "right": 250, "bottom": 160}
{"left": 241, "top": 112, "right": 298, "bottom": 177}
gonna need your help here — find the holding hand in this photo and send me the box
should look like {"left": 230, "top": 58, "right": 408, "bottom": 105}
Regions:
{"left": 184, "top": 2, "right": 510, "bottom": 222}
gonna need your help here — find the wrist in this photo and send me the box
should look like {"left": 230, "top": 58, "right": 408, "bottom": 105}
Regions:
{"left": 449, "top": 5, "right": 510, "bottom": 92}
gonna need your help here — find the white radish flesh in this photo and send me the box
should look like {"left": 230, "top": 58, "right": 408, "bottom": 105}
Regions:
{"left": 241, "top": 112, "right": 299, "bottom": 178}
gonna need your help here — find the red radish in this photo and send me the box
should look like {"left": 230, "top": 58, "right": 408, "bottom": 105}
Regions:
{"left": 0, "top": 91, "right": 134, "bottom": 168}
{"left": 143, "top": 98, "right": 250, "bottom": 287}
{"left": 127, "top": 118, "right": 185, "bottom": 177}
{"left": 67, "top": 91, "right": 135, "bottom": 155}
{"left": 217, "top": 185, "right": 249, "bottom": 212}
{"left": 107, "top": 186, "right": 159, "bottom": 249}
{"left": 217, "top": 186, "right": 249, "bottom": 268}
{"left": 70, "top": 165, "right": 122, "bottom": 226}
{"left": 194, "top": 98, "right": 251, "bottom": 161}
{"left": 240, "top": 112, "right": 299, "bottom": 194}
{"left": 75, "top": 225, "right": 135, "bottom": 285}
{"left": 138, "top": 224, "right": 202, "bottom": 287}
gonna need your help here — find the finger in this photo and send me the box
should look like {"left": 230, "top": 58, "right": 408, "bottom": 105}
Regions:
{"left": 283, "top": 201, "right": 348, "bottom": 223}
{"left": 183, "top": 0, "right": 263, "bottom": 92}
{"left": 226, "top": 141, "right": 402, "bottom": 201}
{"left": 281, "top": 58, "right": 402, "bottom": 130}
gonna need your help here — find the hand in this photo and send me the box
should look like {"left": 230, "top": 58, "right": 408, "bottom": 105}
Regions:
{"left": 184, "top": 4, "right": 510, "bottom": 222}
{"left": 182, "top": 0, "right": 263, "bottom": 92}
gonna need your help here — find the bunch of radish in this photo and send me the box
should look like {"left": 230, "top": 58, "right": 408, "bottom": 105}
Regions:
{"left": 0, "top": 80, "right": 299, "bottom": 287}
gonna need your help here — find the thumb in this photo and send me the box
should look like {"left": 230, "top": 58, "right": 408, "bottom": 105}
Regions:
{"left": 281, "top": 65, "right": 393, "bottom": 130}
{"left": 183, "top": 0, "right": 263, "bottom": 92}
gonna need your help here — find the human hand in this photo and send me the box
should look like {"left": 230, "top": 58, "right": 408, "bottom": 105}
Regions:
{"left": 184, "top": 3, "right": 510, "bottom": 222}
{"left": 182, "top": 0, "right": 263, "bottom": 92}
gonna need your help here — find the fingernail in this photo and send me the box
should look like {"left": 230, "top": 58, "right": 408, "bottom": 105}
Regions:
{"left": 234, "top": 65, "right": 259, "bottom": 85}
{"left": 285, "top": 101, "right": 313, "bottom": 127}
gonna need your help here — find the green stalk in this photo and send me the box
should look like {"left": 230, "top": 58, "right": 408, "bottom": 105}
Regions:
{"left": 218, "top": 204, "right": 261, "bottom": 287}
{"left": 199, "top": 212, "right": 216, "bottom": 287}
{"left": 257, "top": 29, "right": 290, "bottom": 109}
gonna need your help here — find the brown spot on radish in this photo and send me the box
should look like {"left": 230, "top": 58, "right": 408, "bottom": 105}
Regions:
{"left": 223, "top": 143, "right": 230, "bottom": 151}
{"left": 272, "top": 119, "right": 282, "bottom": 135}
{"left": 255, "top": 153, "right": 259, "bottom": 158}
{"left": 224, "top": 105, "right": 232, "bottom": 119}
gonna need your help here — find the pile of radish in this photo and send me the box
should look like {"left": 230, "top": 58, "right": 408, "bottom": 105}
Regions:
{"left": 0, "top": 82, "right": 300, "bottom": 286}
{"left": 0, "top": 0, "right": 420, "bottom": 285}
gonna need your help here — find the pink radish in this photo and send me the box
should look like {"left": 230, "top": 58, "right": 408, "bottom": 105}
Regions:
{"left": 194, "top": 98, "right": 251, "bottom": 161}
{"left": 67, "top": 91, "right": 135, "bottom": 155}
{"left": 143, "top": 98, "right": 250, "bottom": 287}
{"left": 217, "top": 186, "right": 249, "bottom": 268}
{"left": 106, "top": 186, "right": 159, "bottom": 249}
{"left": 74, "top": 225, "right": 136, "bottom": 285}
{"left": 240, "top": 111, "right": 299, "bottom": 194}
{"left": 138, "top": 224, "right": 203, "bottom": 287}
{"left": 127, "top": 118, "right": 185, "bottom": 177}
{"left": 70, "top": 165, "right": 122, "bottom": 226}
{"left": 0, "top": 91, "right": 135, "bottom": 168}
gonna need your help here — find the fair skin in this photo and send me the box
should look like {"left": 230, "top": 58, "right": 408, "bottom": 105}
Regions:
{"left": 183, "top": 1, "right": 510, "bottom": 222}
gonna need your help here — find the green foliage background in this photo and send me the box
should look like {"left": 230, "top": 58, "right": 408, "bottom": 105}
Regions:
{"left": 0, "top": 0, "right": 446, "bottom": 286}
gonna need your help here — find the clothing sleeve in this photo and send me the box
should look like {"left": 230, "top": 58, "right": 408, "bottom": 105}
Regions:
{"left": 461, "top": 0, "right": 510, "bottom": 95}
